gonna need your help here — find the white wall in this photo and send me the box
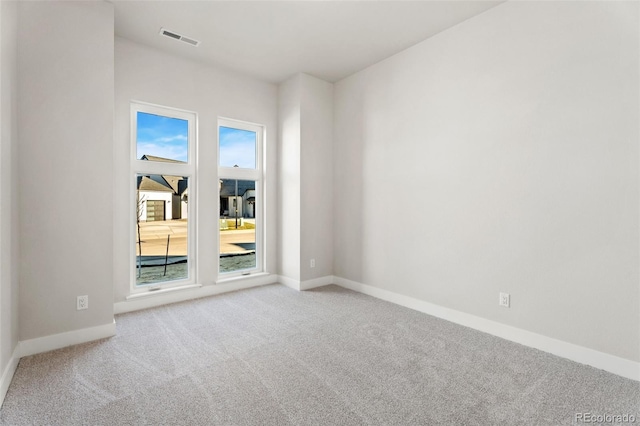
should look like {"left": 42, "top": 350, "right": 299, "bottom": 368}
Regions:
{"left": 333, "top": 1, "right": 639, "bottom": 362}
{"left": 0, "top": 0, "right": 19, "bottom": 389}
{"left": 278, "top": 73, "right": 334, "bottom": 285}
{"left": 277, "top": 75, "right": 302, "bottom": 283}
{"left": 300, "top": 75, "right": 333, "bottom": 281}
{"left": 17, "top": 1, "right": 115, "bottom": 340}
{"left": 114, "top": 38, "right": 278, "bottom": 301}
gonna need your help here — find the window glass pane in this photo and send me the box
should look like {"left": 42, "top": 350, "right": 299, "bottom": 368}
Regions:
{"left": 219, "top": 179, "right": 256, "bottom": 273}
{"left": 219, "top": 126, "right": 256, "bottom": 168}
{"left": 136, "top": 112, "right": 188, "bottom": 163}
{"left": 136, "top": 174, "right": 189, "bottom": 285}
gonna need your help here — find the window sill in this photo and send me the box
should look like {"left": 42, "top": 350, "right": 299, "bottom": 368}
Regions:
{"left": 216, "top": 271, "right": 270, "bottom": 285}
{"left": 126, "top": 283, "right": 203, "bottom": 300}
{"left": 116, "top": 275, "right": 277, "bottom": 314}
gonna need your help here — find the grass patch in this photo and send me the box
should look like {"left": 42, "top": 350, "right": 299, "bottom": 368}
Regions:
{"left": 136, "top": 263, "right": 187, "bottom": 285}
{"left": 220, "top": 220, "right": 255, "bottom": 230}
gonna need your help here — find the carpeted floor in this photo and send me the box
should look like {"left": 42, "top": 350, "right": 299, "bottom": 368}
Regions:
{"left": 1, "top": 284, "right": 638, "bottom": 425}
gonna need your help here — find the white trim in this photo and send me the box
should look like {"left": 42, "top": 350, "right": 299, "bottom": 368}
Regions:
{"left": 333, "top": 276, "right": 640, "bottom": 382}
{"left": 130, "top": 101, "right": 198, "bottom": 296}
{"left": 300, "top": 275, "right": 334, "bottom": 291}
{"left": 276, "top": 275, "right": 333, "bottom": 291}
{"left": 216, "top": 271, "right": 270, "bottom": 285}
{"left": 126, "top": 283, "right": 202, "bottom": 300}
{"left": 278, "top": 275, "right": 301, "bottom": 291}
{"left": 0, "top": 346, "right": 19, "bottom": 407}
{"left": 115, "top": 274, "right": 278, "bottom": 314}
{"left": 217, "top": 118, "right": 265, "bottom": 279}
{"left": 17, "top": 320, "right": 116, "bottom": 359}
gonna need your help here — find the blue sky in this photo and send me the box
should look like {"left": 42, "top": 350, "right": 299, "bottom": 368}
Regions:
{"left": 136, "top": 113, "right": 256, "bottom": 167}
{"left": 219, "top": 126, "right": 256, "bottom": 168}
{"left": 136, "top": 112, "right": 189, "bottom": 162}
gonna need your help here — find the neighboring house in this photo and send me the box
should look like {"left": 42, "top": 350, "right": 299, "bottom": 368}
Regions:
{"left": 137, "top": 156, "right": 254, "bottom": 222}
{"left": 137, "top": 155, "right": 188, "bottom": 221}
{"left": 140, "top": 154, "right": 186, "bottom": 164}
{"left": 219, "top": 179, "right": 255, "bottom": 218}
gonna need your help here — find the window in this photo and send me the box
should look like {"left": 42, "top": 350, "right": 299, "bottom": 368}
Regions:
{"left": 219, "top": 125, "right": 256, "bottom": 168}
{"left": 218, "top": 119, "right": 263, "bottom": 277}
{"left": 131, "top": 103, "right": 196, "bottom": 291}
{"left": 136, "top": 112, "right": 189, "bottom": 163}
{"left": 130, "top": 104, "right": 266, "bottom": 293}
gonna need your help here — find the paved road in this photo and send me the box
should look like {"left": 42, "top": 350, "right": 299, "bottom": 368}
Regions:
{"left": 137, "top": 219, "right": 255, "bottom": 256}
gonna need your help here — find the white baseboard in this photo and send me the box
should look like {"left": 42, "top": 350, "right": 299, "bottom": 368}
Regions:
{"left": 115, "top": 274, "right": 279, "bottom": 314}
{"left": 1, "top": 321, "right": 117, "bottom": 407}
{"left": 333, "top": 276, "right": 639, "bottom": 382}
{"left": 0, "top": 346, "right": 19, "bottom": 407}
{"left": 278, "top": 275, "right": 301, "bottom": 291}
{"left": 276, "top": 275, "right": 334, "bottom": 291}
{"left": 17, "top": 320, "right": 117, "bottom": 359}
{"left": 300, "top": 275, "right": 334, "bottom": 290}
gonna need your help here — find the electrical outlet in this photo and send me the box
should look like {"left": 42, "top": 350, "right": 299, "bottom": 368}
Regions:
{"left": 310, "top": 259, "right": 315, "bottom": 268}
{"left": 499, "top": 292, "right": 510, "bottom": 308}
{"left": 77, "top": 295, "right": 88, "bottom": 311}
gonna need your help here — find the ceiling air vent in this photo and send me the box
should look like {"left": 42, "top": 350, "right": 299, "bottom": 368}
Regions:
{"left": 159, "top": 28, "right": 200, "bottom": 47}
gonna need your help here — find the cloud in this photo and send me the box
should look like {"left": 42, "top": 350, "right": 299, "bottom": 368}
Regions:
{"left": 219, "top": 127, "right": 256, "bottom": 168}
{"left": 156, "top": 134, "right": 188, "bottom": 143}
{"left": 136, "top": 112, "right": 189, "bottom": 161}
{"left": 220, "top": 144, "right": 255, "bottom": 168}
{"left": 137, "top": 141, "right": 188, "bottom": 162}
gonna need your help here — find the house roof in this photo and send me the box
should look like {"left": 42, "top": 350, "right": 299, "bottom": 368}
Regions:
{"left": 136, "top": 159, "right": 189, "bottom": 194}
{"left": 140, "top": 154, "right": 186, "bottom": 164}
{"left": 137, "top": 176, "right": 173, "bottom": 192}
{"left": 162, "top": 175, "right": 182, "bottom": 193}
{"left": 219, "top": 179, "right": 255, "bottom": 197}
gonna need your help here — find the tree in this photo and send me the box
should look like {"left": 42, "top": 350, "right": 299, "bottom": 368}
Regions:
{"left": 136, "top": 191, "right": 146, "bottom": 278}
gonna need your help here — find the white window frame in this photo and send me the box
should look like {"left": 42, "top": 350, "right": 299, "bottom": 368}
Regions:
{"left": 217, "top": 117, "right": 264, "bottom": 279}
{"left": 130, "top": 101, "right": 197, "bottom": 294}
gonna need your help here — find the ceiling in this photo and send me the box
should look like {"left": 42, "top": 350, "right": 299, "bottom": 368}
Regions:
{"left": 113, "top": 1, "right": 503, "bottom": 84}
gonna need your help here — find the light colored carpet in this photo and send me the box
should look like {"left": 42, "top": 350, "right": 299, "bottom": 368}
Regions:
{"left": 1, "top": 284, "right": 638, "bottom": 425}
